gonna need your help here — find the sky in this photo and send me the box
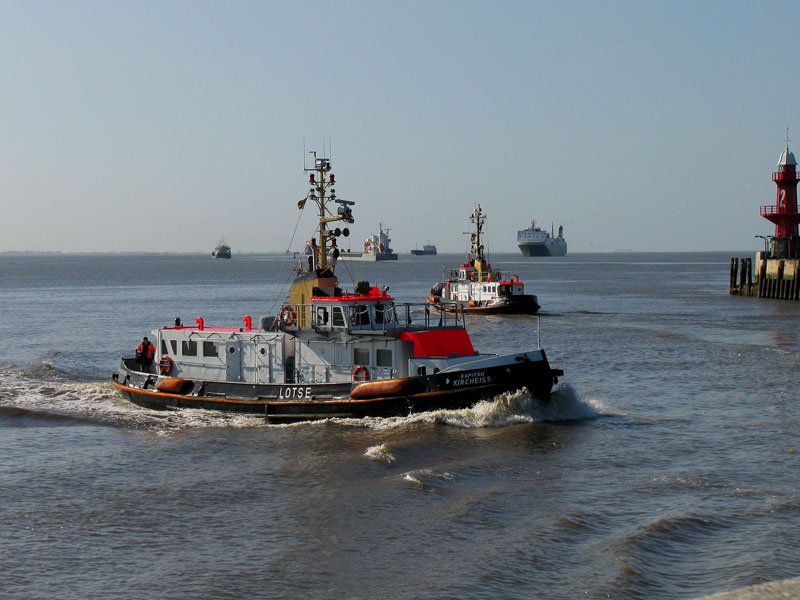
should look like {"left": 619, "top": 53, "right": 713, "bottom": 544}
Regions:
{"left": 1, "top": 1, "right": 798, "bottom": 254}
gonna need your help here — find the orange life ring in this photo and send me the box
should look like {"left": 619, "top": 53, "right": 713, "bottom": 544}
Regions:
{"left": 159, "top": 355, "right": 174, "bottom": 375}
{"left": 352, "top": 365, "right": 370, "bottom": 382}
{"left": 280, "top": 305, "right": 297, "bottom": 327}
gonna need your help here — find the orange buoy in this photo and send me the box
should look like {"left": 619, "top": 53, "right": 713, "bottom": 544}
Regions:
{"left": 350, "top": 378, "right": 409, "bottom": 399}
{"left": 156, "top": 377, "right": 188, "bottom": 394}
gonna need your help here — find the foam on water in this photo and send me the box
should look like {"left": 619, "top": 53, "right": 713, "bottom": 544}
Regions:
{"left": 364, "top": 443, "right": 396, "bottom": 463}
{"left": 0, "top": 362, "right": 264, "bottom": 431}
{"left": 336, "top": 383, "right": 617, "bottom": 431}
{"left": 401, "top": 468, "right": 455, "bottom": 492}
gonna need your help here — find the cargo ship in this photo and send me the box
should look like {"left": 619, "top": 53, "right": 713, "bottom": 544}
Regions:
{"left": 411, "top": 243, "right": 437, "bottom": 256}
{"left": 517, "top": 221, "right": 567, "bottom": 257}
{"left": 339, "top": 224, "right": 398, "bottom": 261}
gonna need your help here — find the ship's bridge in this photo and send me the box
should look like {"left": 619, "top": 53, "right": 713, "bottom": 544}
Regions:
{"left": 281, "top": 285, "right": 465, "bottom": 332}
{"left": 309, "top": 292, "right": 399, "bottom": 333}
{"left": 282, "top": 285, "right": 398, "bottom": 333}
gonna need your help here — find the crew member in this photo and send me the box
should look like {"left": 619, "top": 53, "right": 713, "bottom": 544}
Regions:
{"left": 136, "top": 336, "right": 156, "bottom": 373}
{"left": 306, "top": 238, "right": 318, "bottom": 271}
{"left": 329, "top": 238, "right": 339, "bottom": 269}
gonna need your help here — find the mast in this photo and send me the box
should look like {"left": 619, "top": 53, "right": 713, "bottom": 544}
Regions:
{"left": 471, "top": 204, "right": 487, "bottom": 262}
{"left": 287, "top": 151, "right": 356, "bottom": 320}
{"left": 303, "top": 152, "right": 353, "bottom": 273}
{"left": 469, "top": 204, "right": 487, "bottom": 282}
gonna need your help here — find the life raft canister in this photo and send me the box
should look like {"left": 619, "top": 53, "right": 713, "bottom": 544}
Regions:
{"left": 352, "top": 365, "right": 370, "bottom": 382}
{"left": 159, "top": 355, "right": 174, "bottom": 375}
{"left": 279, "top": 305, "right": 297, "bottom": 327}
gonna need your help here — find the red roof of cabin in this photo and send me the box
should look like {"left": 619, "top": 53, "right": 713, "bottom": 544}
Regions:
{"left": 311, "top": 285, "right": 393, "bottom": 303}
{"left": 399, "top": 329, "right": 475, "bottom": 358}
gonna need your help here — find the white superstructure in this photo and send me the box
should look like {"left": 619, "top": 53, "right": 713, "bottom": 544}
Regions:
{"left": 517, "top": 221, "right": 567, "bottom": 257}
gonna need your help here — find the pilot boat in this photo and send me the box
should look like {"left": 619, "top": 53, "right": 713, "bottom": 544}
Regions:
{"left": 428, "top": 205, "right": 540, "bottom": 315}
{"left": 112, "top": 155, "right": 562, "bottom": 422}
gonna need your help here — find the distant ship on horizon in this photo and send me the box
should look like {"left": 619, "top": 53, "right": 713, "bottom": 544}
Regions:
{"left": 517, "top": 220, "right": 567, "bottom": 257}
{"left": 212, "top": 239, "right": 232, "bottom": 259}
{"left": 339, "top": 224, "right": 398, "bottom": 261}
{"left": 411, "top": 242, "right": 437, "bottom": 255}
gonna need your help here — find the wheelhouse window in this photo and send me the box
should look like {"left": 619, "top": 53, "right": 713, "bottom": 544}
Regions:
{"left": 374, "top": 303, "right": 385, "bottom": 324}
{"left": 351, "top": 304, "right": 370, "bottom": 327}
{"left": 332, "top": 306, "right": 345, "bottom": 328}
{"left": 181, "top": 340, "right": 198, "bottom": 356}
{"left": 373, "top": 303, "right": 395, "bottom": 325}
{"left": 315, "top": 307, "right": 329, "bottom": 326}
{"left": 202, "top": 341, "right": 217, "bottom": 357}
{"left": 170, "top": 339, "right": 178, "bottom": 354}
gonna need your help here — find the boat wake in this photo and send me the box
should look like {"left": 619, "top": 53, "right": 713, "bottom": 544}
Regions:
{"left": 343, "top": 384, "right": 615, "bottom": 431}
{"left": 0, "top": 362, "right": 264, "bottom": 431}
{"left": 1, "top": 362, "right": 614, "bottom": 432}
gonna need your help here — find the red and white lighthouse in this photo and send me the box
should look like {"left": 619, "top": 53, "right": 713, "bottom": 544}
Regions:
{"left": 760, "top": 142, "right": 800, "bottom": 258}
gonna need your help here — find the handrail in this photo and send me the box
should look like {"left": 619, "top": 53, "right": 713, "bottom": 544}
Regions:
{"left": 278, "top": 301, "right": 466, "bottom": 331}
{"left": 760, "top": 204, "right": 800, "bottom": 216}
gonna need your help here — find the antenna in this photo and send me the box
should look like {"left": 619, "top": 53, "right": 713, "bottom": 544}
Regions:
{"left": 785, "top": 125, "right": 792, "bottom": 148}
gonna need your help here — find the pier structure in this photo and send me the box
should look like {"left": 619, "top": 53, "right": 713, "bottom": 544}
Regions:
{"left": 730, "top": 140, "right": 800, "bottom": 300}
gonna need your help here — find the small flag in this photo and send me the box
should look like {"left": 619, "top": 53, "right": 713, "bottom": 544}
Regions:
{"left": 298, "top": 197, "right": 306, "bottom": 210}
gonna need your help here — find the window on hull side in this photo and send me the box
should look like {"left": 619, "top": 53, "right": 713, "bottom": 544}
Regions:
{"left": 376, "top": 349, "right": 392, "bottom": 367}
{"left": 353, "top": 348, "right": 370, "bottom": 365}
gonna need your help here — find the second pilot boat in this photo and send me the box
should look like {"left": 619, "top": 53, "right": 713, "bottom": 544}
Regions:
{"left": 428, "top": 205, "right": 541, "bottom": 315}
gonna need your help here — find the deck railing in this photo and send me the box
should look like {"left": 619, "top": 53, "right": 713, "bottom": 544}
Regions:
{"left": 277, "top": 301, "right": 465, "bottom": 332}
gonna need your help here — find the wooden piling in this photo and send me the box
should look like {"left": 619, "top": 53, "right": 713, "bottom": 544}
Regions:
{"left": 735, "top": 255, "right": 800, "bottom": 301}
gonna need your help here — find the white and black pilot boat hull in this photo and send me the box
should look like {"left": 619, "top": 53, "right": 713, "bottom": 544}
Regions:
{"left": 112, "top": 350, "right": 561, "bottom": 423}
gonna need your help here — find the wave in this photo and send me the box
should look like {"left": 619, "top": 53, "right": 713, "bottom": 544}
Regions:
{"left": 338, "top": 384, "right": 616, "bottom": 431}
{"left": 401, "top": 468, "right": 455, "bottom": 492}
{"left": 364, "top": 443, "right": 396, "bottom": 463}
{"left": 0, "top": 362, "right": 263, "bottom": 431}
